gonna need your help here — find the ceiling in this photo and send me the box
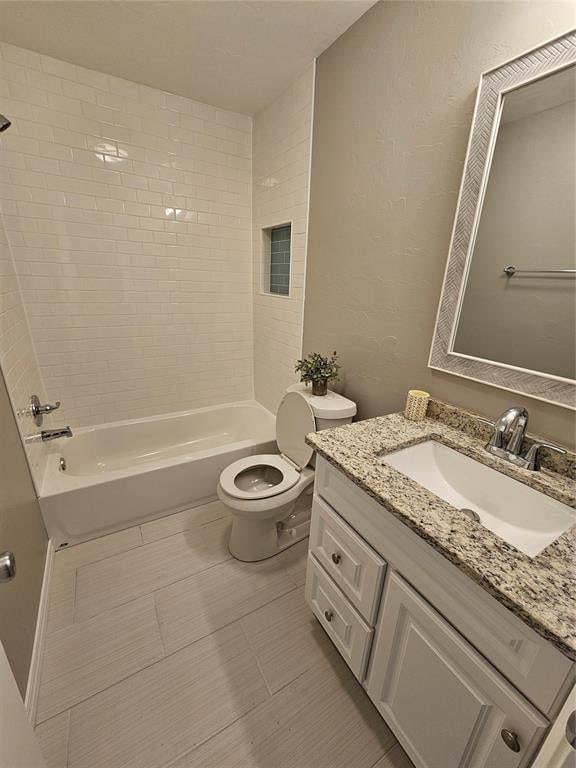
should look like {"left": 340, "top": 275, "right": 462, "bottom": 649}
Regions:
{"left": 0, "top": 0, "right": 376, "bottom": 114}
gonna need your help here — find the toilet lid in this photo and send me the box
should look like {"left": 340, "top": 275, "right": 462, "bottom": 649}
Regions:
{"left": 276, "top": 391, "right": 315, "bottom": 469}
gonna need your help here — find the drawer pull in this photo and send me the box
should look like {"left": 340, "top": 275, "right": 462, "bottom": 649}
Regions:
{"left": 501, "top": 729, "right": 521, "bottom": 753}
{"left": 331, "top": 552, "right": 342, "bottom": 565}
{"left": 324, "top": 610, "right": 334, "bottom": 622}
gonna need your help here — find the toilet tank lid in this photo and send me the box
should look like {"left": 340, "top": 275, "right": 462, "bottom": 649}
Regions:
{"left": 287, "top": 384, "right": 357, "bottom": 419}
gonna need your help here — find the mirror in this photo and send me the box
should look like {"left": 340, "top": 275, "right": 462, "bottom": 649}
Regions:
{"left": 429, "top": 31, "right": 576, "bottom": 409}
{"left": 453, "top": 66, "right": 575, "bottom": 380}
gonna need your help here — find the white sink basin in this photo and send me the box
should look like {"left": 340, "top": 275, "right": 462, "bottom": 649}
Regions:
{"left": 381, "top": 440, "right": 575, "bottom": 557}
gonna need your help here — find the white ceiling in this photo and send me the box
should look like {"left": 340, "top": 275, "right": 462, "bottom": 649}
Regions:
{"left": 0, "top": 0, "right": 376, "bottom": 114}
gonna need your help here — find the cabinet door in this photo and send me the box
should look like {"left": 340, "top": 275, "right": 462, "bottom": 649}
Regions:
{"left": 366, "top": 572, "right": 548, "bottom": 768}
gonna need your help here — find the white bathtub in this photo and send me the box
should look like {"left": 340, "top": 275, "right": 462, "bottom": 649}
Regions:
{"left": 39, "top": 401, "right": 276, "bottom": 547}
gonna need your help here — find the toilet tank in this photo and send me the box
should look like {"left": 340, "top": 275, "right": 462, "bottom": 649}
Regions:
{"left": 286, "top": 384, "right": 357, "bottom": 431}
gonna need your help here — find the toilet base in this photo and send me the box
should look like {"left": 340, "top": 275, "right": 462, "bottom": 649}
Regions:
{"left": 228, "top": 495, "right": 312, "bottom": 562}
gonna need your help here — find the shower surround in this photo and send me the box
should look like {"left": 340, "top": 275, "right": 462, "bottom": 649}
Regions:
{"left": 0, "top": 42, "right": 253, "bottom": 432}
{"left": 252, "top": 66, "right": 314, "bottom": 414}
{"left": 0, "top": 207, "right": 47, "bottom": 481}
{"left": 0, "top": 42, "right": 313, "bottom": 492}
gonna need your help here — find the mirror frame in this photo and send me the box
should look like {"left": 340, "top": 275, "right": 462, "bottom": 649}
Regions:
{"left": 429, "top": 30, "right": 576, "bottom": 410}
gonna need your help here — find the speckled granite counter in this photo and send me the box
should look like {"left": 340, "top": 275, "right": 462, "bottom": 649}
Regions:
{"left": 306, "top": 401, "right": 576, "bottom": 660}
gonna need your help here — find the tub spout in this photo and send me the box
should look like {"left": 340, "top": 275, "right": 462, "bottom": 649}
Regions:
{"left": 40, "top": 427, "right": 73, "bottom": 442}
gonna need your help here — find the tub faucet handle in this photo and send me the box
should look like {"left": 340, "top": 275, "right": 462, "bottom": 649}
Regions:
{"left": 30, "top": 394, "right": 61, "bottom": 426}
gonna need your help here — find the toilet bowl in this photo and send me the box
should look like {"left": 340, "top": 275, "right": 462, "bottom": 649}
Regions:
{"left": 217, "top": 386, "right": 356, "bottom": 561}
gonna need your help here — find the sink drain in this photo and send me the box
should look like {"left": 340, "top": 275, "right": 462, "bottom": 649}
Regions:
{"left": 460, "top": 508, "right": 481, "bottom": 523}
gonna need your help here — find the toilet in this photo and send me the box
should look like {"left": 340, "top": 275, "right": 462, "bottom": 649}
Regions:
{"left": 217, "top": 384, "right": 357, "bottom": 561}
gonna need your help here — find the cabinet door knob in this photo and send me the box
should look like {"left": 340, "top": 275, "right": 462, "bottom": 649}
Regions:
{"left": 331, "top": 552, "right": 341, "bottom": 564}
{"left": 324, "top": 610, "right": 334, "bottom": 622}
{"left": 501, "top": 729, "right": 521, "bottom": 752}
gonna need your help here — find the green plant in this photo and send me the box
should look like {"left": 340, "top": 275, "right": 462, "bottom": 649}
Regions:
{"left": 295, "top": 351, "right": 340, "bottom": 384}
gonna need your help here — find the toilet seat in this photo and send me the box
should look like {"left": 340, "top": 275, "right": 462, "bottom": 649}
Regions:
{"left": 218, "top": 387, "right": 356, "bottom": 562}
{"left": 219, "top": 392, "right": 317, "bottom": 502}
{"left": 219, "top": 454, "right": 300, "bottom": 500}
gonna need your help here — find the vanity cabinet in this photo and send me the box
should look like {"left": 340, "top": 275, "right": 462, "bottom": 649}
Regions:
{"left": 305, "top": 457, "right": 575, "bottom": 768}
{"left": 367, "top": 571, "right": 547, "bottom": 768}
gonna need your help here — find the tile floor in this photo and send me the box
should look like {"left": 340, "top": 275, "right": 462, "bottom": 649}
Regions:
{"left": 34, "top": 500, "right": 413, "bottom": 768}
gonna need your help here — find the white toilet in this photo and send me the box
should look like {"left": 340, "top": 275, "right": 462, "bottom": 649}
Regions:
{"left": 217, "top": 384, "right": 357, "bottom": 561}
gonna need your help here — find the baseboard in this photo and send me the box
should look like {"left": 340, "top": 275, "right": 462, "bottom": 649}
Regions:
{"left": 25, "top": 540, "right": 54, "bottom": 724}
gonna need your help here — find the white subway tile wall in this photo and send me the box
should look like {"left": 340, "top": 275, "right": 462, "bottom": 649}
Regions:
{"left": 0, "top": 42, "right": 253, "bottom": 428}
{"left": 0, "top": 206, "right": 49, "bottom": 486}
{"left": 252, "top": 66, "right": 314, "bottom": 413}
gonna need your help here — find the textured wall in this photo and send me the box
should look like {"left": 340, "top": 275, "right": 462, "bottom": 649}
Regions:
{"left": 252, "top": 66, "right": 314, "bottom": 413}
{"left": 304, "top": 0, "right": 576, "bottom": 448}
{"left": 0, "top": 365, "right": 47, "bottom": 695}
{"left": 0, "top": 42, "right": 252, "bottom": 428}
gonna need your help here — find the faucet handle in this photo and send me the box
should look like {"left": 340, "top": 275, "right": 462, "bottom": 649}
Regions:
{"left": 522, "top": 442, "right": 566, "bottom": 471}
{"left": 41, "top": 401, "right": 61, "bottom": 414}
{"left": 30, "top": 395, "right": 61, "bottom": 426}
{"left": 476, "top": 417, "right": 494, "bottom": 427}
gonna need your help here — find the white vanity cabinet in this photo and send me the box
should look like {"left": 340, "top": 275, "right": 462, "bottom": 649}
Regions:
{"left": 367, "top": 571, "right": 547, "bottom": 768}
{"left": 305, "top": 457, "right": 575, "bottom": 768}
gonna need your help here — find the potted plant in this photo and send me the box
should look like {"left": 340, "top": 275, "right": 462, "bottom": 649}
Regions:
{"left": 295, "top": 351, "right": 340, "bottom": 396}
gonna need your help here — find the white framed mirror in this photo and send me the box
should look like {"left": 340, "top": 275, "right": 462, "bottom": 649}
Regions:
{"left": 429, "top": 31, "right": 576, "bottom": 409}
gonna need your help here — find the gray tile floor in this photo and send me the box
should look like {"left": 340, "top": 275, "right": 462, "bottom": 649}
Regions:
{"left": 34, "top": 501, "right": 413, "bottom": 768}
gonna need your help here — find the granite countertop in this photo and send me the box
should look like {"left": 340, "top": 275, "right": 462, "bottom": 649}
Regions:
{"left": 306, "top": 401, "right": 576, "bottom": 660}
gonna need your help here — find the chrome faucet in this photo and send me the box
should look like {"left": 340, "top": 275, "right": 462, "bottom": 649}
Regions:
{"left": 26, "top": 393, "right": 72, "bottom": 441}
{"left": 477, "top": 407, "right": 565, "bottom": 470}
{"left": 478, "top": 407, "right": 528, "bottom": 453}
{"left": 39, "top": 427, "right": 73, "bottom": 442}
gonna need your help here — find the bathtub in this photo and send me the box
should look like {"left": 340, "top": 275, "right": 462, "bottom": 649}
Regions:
{"left": 39, "top": 401, "right": 276, "bottom": 547}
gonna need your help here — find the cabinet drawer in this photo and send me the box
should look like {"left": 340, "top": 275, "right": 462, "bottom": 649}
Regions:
{"left": 305, "top": 554, "right": 373, "bottom": 681}
{"left": 367, "top": 572, "right": 548, "bottom": 768}
{"left": 310, "top": 495, "right": 386, "bottom": 624}
{"left": 316, "top": 457, "right": 573, "bottom": 716}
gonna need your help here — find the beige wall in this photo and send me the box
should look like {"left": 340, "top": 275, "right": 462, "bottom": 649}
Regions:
{"left": 252, "top": 66, "right": 314, "bottom": 413}
{"left": 0, "top": 364, "right": 47, "bottom": 696}
{"left": 304, "top": 0, "right": 576, "bottom": 449}
{"left": 454, "top": 96, "right": 575, "bottom": 379}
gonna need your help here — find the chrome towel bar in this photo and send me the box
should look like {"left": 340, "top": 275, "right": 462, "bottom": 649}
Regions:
{"left": 503, "top": 265, "right": 576, "bottom": 276}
